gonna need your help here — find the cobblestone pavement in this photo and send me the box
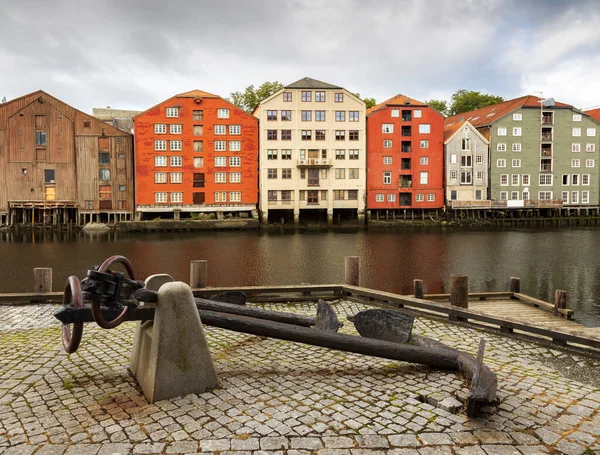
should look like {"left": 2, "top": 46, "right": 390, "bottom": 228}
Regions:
{"left": 0, "top": 301, "right": 599, "bottom": 455}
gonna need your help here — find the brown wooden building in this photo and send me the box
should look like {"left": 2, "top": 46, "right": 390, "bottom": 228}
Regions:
{"left": 0, "top": 91, "right": 134, "bottom": 226}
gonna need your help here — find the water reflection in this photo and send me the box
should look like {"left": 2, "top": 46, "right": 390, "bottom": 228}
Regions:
{"left": 0, "top": 227, "right": 598, "bottom": 327}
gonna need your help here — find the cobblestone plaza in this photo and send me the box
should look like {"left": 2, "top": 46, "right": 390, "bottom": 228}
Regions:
{"left": 1, "top": 301, "right": 599, "bottom": 454}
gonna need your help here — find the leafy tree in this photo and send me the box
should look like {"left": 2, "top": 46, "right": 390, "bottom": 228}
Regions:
{"left": 448, "top": 89, "right": 504, "bottom": 116}
{"left": 426, "top": 99, "right": 449, "bottom": 116}
{"left": 354, "top": 93, "right": 376, "bottom": 109}
{"left": 230, "top": 81, "right": 284, "bottom": 112}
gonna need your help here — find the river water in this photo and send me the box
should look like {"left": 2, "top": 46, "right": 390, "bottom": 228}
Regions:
{"left": 1, "top": 227, "right": 599, "bottom": 327}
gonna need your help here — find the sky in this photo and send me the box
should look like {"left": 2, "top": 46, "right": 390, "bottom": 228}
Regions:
{"left": 1, "top": 0, "right": 600, "bottom": 113}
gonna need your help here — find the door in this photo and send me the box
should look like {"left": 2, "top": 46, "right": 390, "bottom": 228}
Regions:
{"left": 193, "top": 192, "right": 205, "bottom": 204}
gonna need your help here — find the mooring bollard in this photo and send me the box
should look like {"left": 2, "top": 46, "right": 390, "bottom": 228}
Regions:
{"left": 450, "top": 275, "right": 468, "bottom": 322}
{"left": 33, "top": 267, "right": 52, "bottom": 293}
{"left": 553, "top": 290, "right": 567, "bottom": 317}
{"left": 345, "top": 256, "right": 359, "bottom": 287}
{"left": 413, "top": 279, "right": 424, "bottom": 299}
{"left": 190, "top": 260, "right": 208, "bottom": 288}
{"left": 509, "top": 277, "right": 521, "bottom": 295}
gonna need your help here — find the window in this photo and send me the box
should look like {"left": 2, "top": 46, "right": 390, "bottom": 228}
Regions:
{"left": 267, "top": 110, "right": 277, "bottom": 121}
{"left": 375, "top": 194, "right": 384, "bottom": 202}
{"left": 194, "top": 125, "right": 204, "bottom": 136}
{"left": 193, "top": 110, "right": 203, "bottom": 121}
{"left": 281, "top": 130, "right": 292, "bottom": 140}
{"left": 573, "top": 114, "right": 582, "bottom": 121}
{"left": 572, "top": 159, "right": 580, "bottom": 168}
{"left": 301, "top": 111, "right": 312, "bottom": 121}
{"left": 170, "top": 156, "right": 182, "bottom": 167}
{"left": 461, "top": 138, "right": 471, "bottom": 151}
{"left": 586, "top": 143, "right": 596, "bottom": 152}
{"left": 155, "top": 156, "right": 167, "bottom": 167}
{"left": 461, "top": 155, "right": 472, "bottom": 167}
{"left": 283, "top": 92, "right": 292, "bottom": 102}
{"left": 315, "top": 91, "right": 325, "bottom": 102}
{"left": 155, "top": 140, "right": 167, "bottom": 151}
{"left": 512, "top": 174, "right": 520, "bottom": 186}
{"left": 572, "top": 143, "right": 581, "bottom": 153}
{"left": 301, "top": 91, "right": 312, "bottom": 102}
{"left": 170, "top": 124, "right": 182, "bottom": 134}
{"left": 154, "top": 124, "right": 166, "bottom": 134}
{"left": 170, "top": 192, "right": 183, "bottom": 203}
{"left": 572, "top": 128, "right": 581, "bottom": 137}
{"left": 230, "top": 172, "right": 241, "bottom": 183}
{"left": 413, "top": 110, "right": 422, "bottom": 118}
{"left": 450, "top": 171, "right": 457, "bottom": 181}
{"left": 170, "top": 140, "right": 182, "bottom": 151}
{"left": 214, "top": 191, "right": 227, "bottom": 202}
{"left": 267, "top": 169, "right": 277, "bottom": 179}
{"left": 349, "top": 130, "right": 359, "bottom": 140}
{"left": 349, "top": 111, "right": 359, "bottom": 122}
{"left": 497, "top": 143, "right": 506, "bottom": 152}
{"left": 98, "top": 152, "right": 110, "bottom": 164}
{"left": 170, "top": 172, "right": 183, "bottom": 183}
{"left": 217, "top": 109, "right": 230, "bottom": 119}
{"left": 119, "top": 185, "right": 126, "bottom": 192}
{"left": 386, "top": 193, "right": 396, "bottom": 202}
{"left": 522, "top": 175, "right": 530, "bottom": 185}
{"left": 230, "top": 156, "right": 241, "bottom": 167}
{"left": 267, "top": 149, "right": 278, "bottom": 160}
{"left": 562, "top": 191, "right": 569, "bottom": 203}
{"left": 267, "top": 130, "right": 277, "bottom": 140}
{"left": 165, "top": 107, "right": 178, "bottom": 118}
{"left": 415, "top": 194, "right": 424, "bottom": 202}
{"left": 572, "top": 191, "right": 579, "bottom": 203}
{"left": 497, "top": 127, "right": 507, "bottom": 136}
{"left": 460, "top": 171, "right": 472, "bottom": 184}
{"left": 267, "top": 190, "right": 277, "bottom": 201}
{"left": 215, "top": 172, "right": 227, "bottom": 183}
{"left": 214, "top": 141, "right": 226, "bottom": 151}
{"left": 215, "top": 156, "right": 226, "bottom": 167}
{"left": 427, "top": 194, "right": 435, "bottom": 202}
{"left": 335, "top": 168, "right": 346, "bottom": 179}
{"left": 476, "top": 171, "right": 483, "bottom": 181}
{"left": 281, "top": 110, "right": 291, "bottom": 121}
{"left": 43, "top": 169, "right": 55, "bottom": 183}
{"left": 229, "top": 192, "right": 241, "bottom": 202}
{"left": 281, "top": 150, "right": 291, "bottom": 160}
{"left": 512, "top": 127, "right": 522, "bottom": 136}
{"left": 383, "top": 172, "right": 392, "bottom": 184}
{"left": 349, "top": 150, "right": 359, "bottom": 160}
{"left": 500, "top": 174, "right": 508, "bottom": 186}
{"left": 390, "top": 109, "right": 399, "bottom": 118}
{"left": 382, "top": 124, "right": 394, "bottom": 133}
{"left": 334, "top": 93, "right": 343, "bottom": 102}
{"left": 500, "top": 192, "right": 508, "bottom": 201}
{"left": 336, "top": 150, "right": 345, "bottom": 160}
{"left": 450, "top": 154, "right": 457, "bottom": 164}
{"left": 497, "top": 159, "right": 506, "bottom": 168}
{"left": 586, "top": 159, "right": 595, "bottom": 167}
{"left": 587, "top": 128, "right": 597, "bottom": 137}
{"left": 349, "top": 168, "right": 359, "bottom": 179}
{"left": 541, "top": 158, "right": 553, "bottom": 172}
{"left": 336, "top": 130, "right": 345, "bottom": 140}
{"left": 193, "top": 157, "right": 204, "bottom": 168}
{"left": 562, "top": 174, "right": 570, "bottom": 185}
{"left": 418, "top": 124, "right": 430, "bottom": 134}
{"left": 99, "top": 169, "right": 111, "bottom": 181}
{"left": 522, "top": 191, "right": 530, "bottom": 200}
{"left": 193, "top": 173, "right": 206, "bottom": 188}
{"left": 512, "top": 143, "right": 521, "bottom": 152}
{"left": 513, "top": 113, "right": 522, "bottom": 121}
{"left": 155, "top": 192, "right": 167, "bottom": 203}
{"left": 315, "top": 111, "right": 325, "bottom": 121}
{"left": 384, "top": 140, "right": 392, "bottom": 148}
{"left": 511, "top": 191, "right": 519, "bottom": 200}
{"left": 512, "top": 159, "right": 521, "bottom": 168}
{"left": 539, "top": 174, "right": 553, "bottom": 186}
{"left": 476, "top": 154, "right": 483, "bottom": 164}
{"left": 301, "top": 130, "right": 312, "bottom": 141}
{"left": 420, "top": 172, "right": 428, "bottom": 185}
{"left": 229, "top": 125, "right": 241, "bottom": 135}
{"left": 214, "top": 125, "right": 226, "bottom": 135}
{"left": 281, "top": 190, "right": 292, "bottom": 201}
{"left": 229, "top": 141, "right": 241, "bottom": 151}
{"left": 572, "top": 174, "right": 580, "bottom": 186}
{"left": 281, "top": 169, "right": 292, "bottom": 179}
{"left": 154, "top": 172, "right": 167, "bottom": 184}
{"left": 315, "top": 130, "right": 326, "bottom": 140}
{"left": 420, "top": 140, "right": 429, "bottom": 148}
{"left": 582, "top": 191, "right": 590, "bottom": 203}
{"left": 335, "top": 111, "right": 345, "bottom": 121}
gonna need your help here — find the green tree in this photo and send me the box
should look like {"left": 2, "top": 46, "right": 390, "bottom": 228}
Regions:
{"left": 426, "top": 99, "right": 449, "bottom": 116}
{"left": 354, "top": 93, "right": 376, "bottom": 109}
{"left": 230, "top": 81, "right": 284, "bottom": 112}
{"left": 448, "top": 89, "right": 504, "bottom": 116}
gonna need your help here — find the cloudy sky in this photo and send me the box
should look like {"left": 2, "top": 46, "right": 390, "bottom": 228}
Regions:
{"left": 1, "top": 0, "right": 600, "bottom": 113}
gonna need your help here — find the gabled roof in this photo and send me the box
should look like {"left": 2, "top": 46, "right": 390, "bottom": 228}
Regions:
{"left": 443, "top": 120, "right": 489, "bottom": 144}
{"left": 366, "top": 94, "right": 428, "bottom": 116}
{"left": 445, "top": 95, "right": 572, "bottom": 128}
{"left": 176, "top": 89, "right": 219, "bottom": 98}
{"left": 585, "top": 107, "right": 600, "bottom": 123}
{"left": 284, "top": 77, "right": 342, "bottom": 90}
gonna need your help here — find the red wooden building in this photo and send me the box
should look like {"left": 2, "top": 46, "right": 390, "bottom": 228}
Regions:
{"left": 134, "top": 90, "right": 259, "bottom": 219}
{"left": 366, "top": 95, "right": 444, "bottom": 211}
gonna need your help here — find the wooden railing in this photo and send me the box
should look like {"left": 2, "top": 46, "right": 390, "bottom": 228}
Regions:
{"left": 451, "top": 200, "right": 563, "bottom": 209}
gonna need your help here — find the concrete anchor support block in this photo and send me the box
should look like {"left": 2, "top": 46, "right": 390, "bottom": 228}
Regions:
{"left": 130, "top": 280, "right": 219, "bottom": 403}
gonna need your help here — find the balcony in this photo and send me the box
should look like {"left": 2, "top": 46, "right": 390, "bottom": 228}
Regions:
{"left": 541, "top": 127, "right": 552, "bottom": 141}
{"left": 401, "top": 141, "right": 412, "bottom": 153}
{"left": 297, "top": 158, "right": 333, "bottom": 168}
{"left": 542, "top": 113, "right": 553, "bottom": 125}
{"left": 399, "top": 176, "right": 412, "bottom": 188}
{"left": 402, "top": 110, "right": 412, "bottom": 122}
{"left": 401, "top": 158, "right": 411, "bottom": 170}
{"left": 401, "top": 126, "right": 412, "bottom": 137}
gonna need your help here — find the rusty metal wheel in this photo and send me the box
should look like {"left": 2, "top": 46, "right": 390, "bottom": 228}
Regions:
{"left": 62, "top": 276, "right": 84, "bottom": 353}
{"left": 90, "top": 255, "right": 136, "bottom": 329}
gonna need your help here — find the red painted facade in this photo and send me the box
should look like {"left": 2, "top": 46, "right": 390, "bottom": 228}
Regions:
{"left": 134, "top": 90, "right": 258, "bottom": 210}
{"left": 366, "top": 96, "right": 444, "bottom": 209}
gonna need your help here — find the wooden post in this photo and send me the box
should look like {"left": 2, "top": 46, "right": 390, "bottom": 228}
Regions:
{"left": 553, "top": 290, "right": 567, "bottom": 317}
{"left": 450, "top": 275, "right": 468, "bottom": 308}
{"left": 413, "top": 279, "right": 424, "bottom": 299}
{"left": 33, "top": 267, "right": 52, "bottom": 293}
{"left": 345, "top": 256, "right": 359, "bottom": 287}
{"left": 509, "top": 277, "right": 521, "bottom": 295}
{"left": 190, "top": 260, "right": 208, "bottom": 288}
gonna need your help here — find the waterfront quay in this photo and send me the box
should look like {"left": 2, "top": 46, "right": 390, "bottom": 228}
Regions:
{"left": 1, "top": 299, "right": 599, "bottom": 455}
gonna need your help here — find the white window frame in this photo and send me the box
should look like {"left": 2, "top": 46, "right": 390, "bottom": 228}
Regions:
{"left": 539, "top": 174, "right": 553, "bottom": 186}
{"left": 229, "top": 172, "right": 241, "bottom": 183}
{"left": 155, "top": 156, "right": 167, "bottom": 167}
{"left": 522, "top": 175, "right": 530, "bottom": 185}
{"left": 170, "top": 172, "right": 183, "bottom": 184}
{"left": 217, "top": 108, "right": 230, "bottom": 119}
{"left": 155, "top": 140, "right": 167, "bottom": 151}
{"left": 587, "top": 128, "right": 597, "bottom": 137}
{"left": 572, "top": 128, "right": 581, "bottom": 137}
{"left": 420, "top": 140, "right": 429, "bottom": 148}
{"left": 170, "top": 156, "right": 182, "bottom": 167}
{"left": 229, "top": 191, "right": 241, "bottom": 202}
{"left": 215, "top": 156, "right": 227, "bottom": 167}
{"left": 154, "top": 172, "right": 167, "bottom": 184}
{"left": 229, "top": 125, "right": 241, "bottom": 135}
{"left": 500, "top": 174, "right": 508, "bottom": 186}
{"left": 571, "top": 159, "right": 580, "bottom": 168}
{"left": 414, "top": 110, "right": 422, "bottom": 118}
{"left": 214, "top": 141, "right": 227, "bottom": 151}
{"left": 155, "top": 192, "right": 168, "bottom": 203}
{"left": 497, "top": 127, "right": 507, "bottom": 136}
{"left": 214, "top": 172, "right": 227, "bottom": 183}
{"left": 170, "top": 192, "right": 183, "bottom": 203}
{"left": 230, "top": 156, "right": 241, "bottom": 167}
{"left": 512, "top": 127, "right": 522, "bottom": 136}
{"left": 573, "top": 114, "right": 582, "bottom": 122}
{"left": 586, "top": 159, "right": 595, "bottom": 168}
{"left": 418, "top": 124, "right": 431, "bottom": 134}
{"left": 426, "top": 193, "right": 435, "bottom": 202}
{"left": 165, "top": 107, "right": 178, "bottom": 118}
{"left": 375, "top": 194, "right": 384, "bottom": 202}
{"left": 229, "top": 141, "right": 241, "bottom": 151}
{"left": 382, "top": 124, "right": 394, "bottom": 133}
{"left": 383, "top": 156, "right": 392, "bottom": 165}
{"left": 170, "top": 124, "right": 182, "bottom": 134}
{"left": 420, "top": 156, "right": 429, "bottom": 165}
{"left": 387, "top": 193, "right": 396, "bottom": 202}
{"left": 497, "top": 143, "right": 506, "bottom": 152}
{"left": 383, "top": 172, "right": 392, "bottom": 185}
{"left": 497, "top": 159, "right": 506, "bottom": 168}
{"left": 154, "top": 124, "right": 166, "bottom": 134}
{"left": 513, "top": 113, "right": 522, "bottom": 121}
{"left": 416, "top": 194, "right": 424, "bottom": 202}
{"left": 170, "top": 140, "right": 182, "bottom": 151}
{"left": 420, "top": 171, "right": 428, "bottom": 185}
{"left": 582, "top": 191, "right": 590, "bottom": 203}
{"left": 512, "top": 143, "right": 521, "bottom": 152}
{"left": 214, "top": 125, "right": 227, "bottom": 135}
{"left": 572, "top": 143, "right": 581, "bottom": 153}
{"left": 512, "top": 159, "right": 521, "bottom": 168}
{"left": 586, "top": 143, "right": 596, "bottom": 152}
{"left": 383, "top": 140, "right": 392, "bottom": 148}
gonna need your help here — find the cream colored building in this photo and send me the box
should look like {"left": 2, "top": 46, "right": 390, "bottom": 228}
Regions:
{"left": 254, "top": 77, "right": 366, "bottom": 225}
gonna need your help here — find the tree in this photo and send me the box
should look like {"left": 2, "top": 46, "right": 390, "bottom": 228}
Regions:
{"left": 354, "top": 93, "right": 377, "bottom": 109}
{"left": 448, "top": 90, "right": 504, "bottom": 116}
{"left": 230, "top": 81, "right": 284, "bottom": 112}
{"left": 426, "top": 99, "right": 449, "bottom": 117}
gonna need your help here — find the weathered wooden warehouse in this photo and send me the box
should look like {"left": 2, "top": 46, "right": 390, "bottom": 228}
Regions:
{"left": 0, "top": 91, "right": 134, "bottom": 226}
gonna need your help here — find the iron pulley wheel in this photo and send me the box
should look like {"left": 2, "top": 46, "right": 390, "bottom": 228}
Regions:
{"left": 61, "top": 276, "right": 84, "bottom": 353}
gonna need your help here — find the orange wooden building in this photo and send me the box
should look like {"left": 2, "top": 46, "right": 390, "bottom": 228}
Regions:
{"left": 133, "top": 90, "right": 259, "bottom": 219}
{"left": 366, "top": 95, "right": 444, "bottom": 211}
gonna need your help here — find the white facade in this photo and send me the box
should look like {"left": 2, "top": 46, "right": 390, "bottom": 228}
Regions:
{"left": 255, "top": 78, "right": 366, "bottom": 224}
